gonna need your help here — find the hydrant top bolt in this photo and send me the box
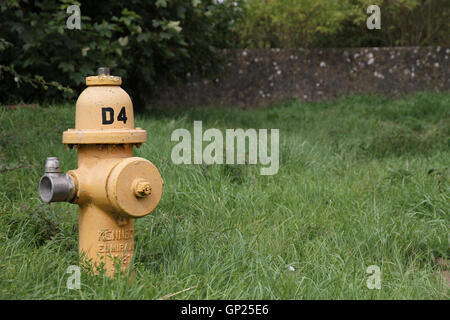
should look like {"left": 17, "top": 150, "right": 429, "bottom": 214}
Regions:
{"left": 97, "top": 67, "right": 110, "bottom": 76}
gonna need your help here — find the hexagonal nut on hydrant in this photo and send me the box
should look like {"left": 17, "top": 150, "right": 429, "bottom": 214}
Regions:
{"left": 134, "top": 179, "right": 152, "bottom": 197}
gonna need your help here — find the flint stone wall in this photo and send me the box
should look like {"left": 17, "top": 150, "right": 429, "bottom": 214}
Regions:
{"left": 150, "top": 47, "right": 450, "bottom": 108}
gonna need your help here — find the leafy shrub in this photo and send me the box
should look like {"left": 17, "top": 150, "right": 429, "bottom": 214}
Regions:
{"left": 233, "top": 0, "right": 348, "bottom": 49}
{"left": 233, "top": 0, "right": 450, "bottom": 48}
{"left": 332, "top": 0, "right": 450, "bottom": 48}
{"left": 0, "top": 0, "right": 242, "bottom": 110}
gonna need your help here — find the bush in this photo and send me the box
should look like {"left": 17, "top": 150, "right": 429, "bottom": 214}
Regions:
{"left": 0, "top": 0, "right": 242, "bottom": 110}
{"left": 233, "top": 0, "right": 450, "bottom": 48}
{"left": 233, "top": 0, "right": 348, "bottom": 48}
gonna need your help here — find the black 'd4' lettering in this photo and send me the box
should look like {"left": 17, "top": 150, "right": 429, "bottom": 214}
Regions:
{"left": 101, "top": 106, "right": 127, "bottom": 125}
{"left": 102, "top": 107, "right": 114, "bottom": 125}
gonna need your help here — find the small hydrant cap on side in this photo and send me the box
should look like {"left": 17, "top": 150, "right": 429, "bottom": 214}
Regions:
{"left": 107, "top": 157, "right": 163, "bottom": 218}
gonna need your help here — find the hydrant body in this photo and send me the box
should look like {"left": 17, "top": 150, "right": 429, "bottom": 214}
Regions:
{"left": 39, "top": 68, "right": 163, "bottom": 276}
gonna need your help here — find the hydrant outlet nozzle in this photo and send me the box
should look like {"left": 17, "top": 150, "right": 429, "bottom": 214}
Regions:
{"left": 39, "top": 157, "right": 75, "bottom": 203}
{"left": 97, "top": 67, "right": 110, "bottom": 76}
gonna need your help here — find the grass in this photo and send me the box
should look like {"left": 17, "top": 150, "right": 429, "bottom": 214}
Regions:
{"left": 0, "top": 91, "right": 449, "bottom": 299}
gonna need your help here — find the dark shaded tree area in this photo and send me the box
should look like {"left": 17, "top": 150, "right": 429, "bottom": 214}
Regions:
{"left": 0, "top": 0, "right": 243, "bottom": 110}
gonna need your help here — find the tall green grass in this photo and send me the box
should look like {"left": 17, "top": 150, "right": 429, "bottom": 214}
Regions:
{"left": 0, "top": 92, "right": 448, "bottom": 299}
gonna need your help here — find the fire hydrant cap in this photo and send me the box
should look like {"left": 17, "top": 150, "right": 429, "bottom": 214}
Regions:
{"left": 62, "top": 68, "right": 147, "bottom": 145}
{"left": 107, "top": 157, "right": 163, "bottom": 218}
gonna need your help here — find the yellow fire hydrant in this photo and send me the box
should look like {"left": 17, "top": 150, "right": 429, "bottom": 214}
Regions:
{"left": 39, "top": 67, "right": 163, "bottom": 276}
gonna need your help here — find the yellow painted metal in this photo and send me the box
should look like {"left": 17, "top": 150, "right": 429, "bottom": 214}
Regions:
{"left": 62, "top": 80, "right": 146, "bottom": 146}
{"left": 134, "top": 179, "right": 152, "bottom": 198}
{"left": 60, "top": 71, "right": 163, "bottom": 276}
{"left": 106, "top": 157, "right": 163, "bottom": 218}
{"left": 63, "top": 128, "right": 146, "bottom": 145}
{"left": 86, "top": 74, "right": 122, "bottom": 86}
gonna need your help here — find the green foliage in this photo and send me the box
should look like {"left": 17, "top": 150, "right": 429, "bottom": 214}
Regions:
{"left": 234, "top": 0, "right": 450, "bottom": 48}
{"left": 0, "top": 0, "right": 242, "bottom": 109}
{"left": 375, "top": 0, "right": 450, "bottom": 47}
{"left": 234, "top": 0, "right": 349, "bottom": 48}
